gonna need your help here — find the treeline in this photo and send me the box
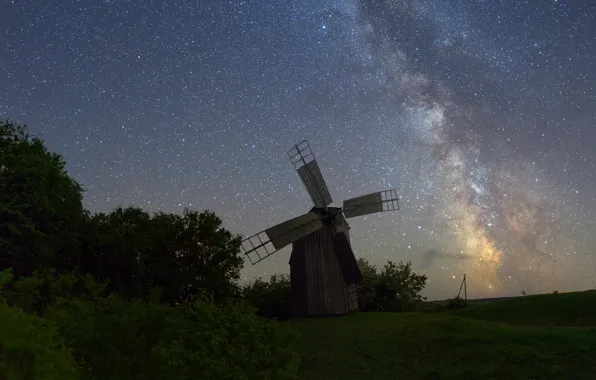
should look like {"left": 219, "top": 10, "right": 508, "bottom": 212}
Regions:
{"left": 0, "top": 120, "right": 428, "bottom": 379}
{"left": 2, "top": 120, "right": 245, "bottom": 303}
{"left": 243, "top": 260, "right": 428, "bottom": 320}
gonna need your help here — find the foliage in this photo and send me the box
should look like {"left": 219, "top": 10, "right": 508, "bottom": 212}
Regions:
{"left": 293, "top": 310, "right": 596, "bottom": 380}
{"left": 0, "top": 267, "right": 14, "bottom": 298}
{"left": 79, "top": 206, "right": 244, "bottom": 303}
{"left": 355, "top": 258, "right": 378, "bottom": 311}
{"left": 0, "top": 120, "right": 303, "bottom": 379}
{"left": 47, "top": 292, "right": 300, "bottom": 380}
{"left": 0, "top": 120, "right": 85, "bottom": 277}
{"left": 243, "top": 274, "right": 292, "bottom": 319}
{"left": 418, "top": 301, "right": 447, "bottom": 313}
{"left": 356, "top": 258, "right": 427, "bottom": 312}
{"left": 1, "top": 121, "right": 244, "bottom": 304}
{"left": 445, "top": 296, "right": 468, "bottom": 310}
{"left": 0, "top": 301, "right": 80, "bottom": 380}
{"left": 0, "top": 268, "right": 109, "bottom": 316}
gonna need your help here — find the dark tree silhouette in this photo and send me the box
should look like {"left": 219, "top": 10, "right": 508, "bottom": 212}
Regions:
{"left": 0, "top": 121, "right": 84, "bottom": 276}
{"left": 356, "top": 258, "right": 427, "bottom": 312}
{"left": 79, "top": 206, "right": 244, "bottom": 303}
{"left": 1, "top": 120, "right": 244, "bottom": 303}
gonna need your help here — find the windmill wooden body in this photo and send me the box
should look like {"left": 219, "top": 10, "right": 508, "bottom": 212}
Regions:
{"left": 241, "top": 140, "right": 400, "bottom": 317}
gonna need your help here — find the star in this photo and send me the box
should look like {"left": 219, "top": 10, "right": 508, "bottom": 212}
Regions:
{"left": 1, "top": 0, "right": 595, "bottom": 299}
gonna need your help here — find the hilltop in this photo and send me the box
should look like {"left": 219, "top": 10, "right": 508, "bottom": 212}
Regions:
{"left": 451, "top": 290, "right": 596, "bottom": 327}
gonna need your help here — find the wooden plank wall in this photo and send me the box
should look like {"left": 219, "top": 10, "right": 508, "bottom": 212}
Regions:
{"left": 289, "top": 209, "right": 362, "bottom": 316}
{"left": 288, "top": 239, "right": 308, "bottom": 317}
{"left": 334, "top": 214, "right": 359, "bottom": 311}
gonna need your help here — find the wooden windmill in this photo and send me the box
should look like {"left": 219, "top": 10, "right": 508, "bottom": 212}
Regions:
{"left": 241, "top": 140, "right": 400, "bottom": 316}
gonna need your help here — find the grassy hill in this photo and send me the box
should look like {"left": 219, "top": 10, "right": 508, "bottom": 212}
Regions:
{"left": 292, "top": 291, "right": 596, "bottom": 380}
{"left": 452, "top": 290, "right": 596, "bottom": 327}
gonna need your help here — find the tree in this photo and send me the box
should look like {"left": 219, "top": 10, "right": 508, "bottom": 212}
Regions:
{"left": 79, "top": 206, "right": 244, "bottom": 303}
{"left": 78, "top": 206, "right": 154, "bottom": 299}
{"left": 0, "top": 120, "right": 241, "bottom": 304}
{"left": 243, "top": 274, "right": 292, "bottom": 319}
{"left": 0, "top": 121, "right": 85, "bottom": 277}
{"left": 168, "top": 209, "right": 244, "bottom": 302}
{"left": 376, "top": 260, "right": 428, "bottom": 311}
{"left": 356, "top": 258, "right": 427, "bottom": 312}
{"left": 356, "top": 258, "right": 379, "bottom": 311}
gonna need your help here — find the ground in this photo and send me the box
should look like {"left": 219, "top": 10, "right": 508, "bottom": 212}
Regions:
{"left": 292, "top": 290, "right": 596, "bottom": 380}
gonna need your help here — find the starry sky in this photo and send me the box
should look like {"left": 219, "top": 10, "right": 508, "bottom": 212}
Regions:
{"left": 2, "top": 0, "right": 595, "bottom": 300}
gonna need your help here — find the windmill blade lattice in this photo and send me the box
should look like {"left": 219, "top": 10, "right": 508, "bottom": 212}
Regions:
{"left": 342, "top": 189, "right": 400, "bottom": 219}
{"left": 287, "top": 140, "right": 333, "bottom": 207}
{"left": 240, "top": 211, "right": 324, "bottom": 265}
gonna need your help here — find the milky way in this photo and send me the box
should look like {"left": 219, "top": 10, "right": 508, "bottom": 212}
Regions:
{"left": 1, "top": 0, "right": 595, "bottom": 299}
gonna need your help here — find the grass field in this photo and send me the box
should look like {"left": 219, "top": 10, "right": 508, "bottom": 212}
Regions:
{"left": 292, "top": 290, "right": 596, "bottom": 380}
{"left": 451, "top": 290, "right": 596, "bottom": 327}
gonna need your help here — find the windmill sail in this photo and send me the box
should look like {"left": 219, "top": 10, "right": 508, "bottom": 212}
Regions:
{"left": 288, "top": 140, "right": 333, "bottom": 207}
{"left": 342, "top": 189, "right": 400, "bottom": 219}
{"left": 240, "top": 211, "right": 324, "bottom": 265}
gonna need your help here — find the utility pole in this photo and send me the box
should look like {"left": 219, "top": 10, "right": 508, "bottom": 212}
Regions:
{"left": 457, "top": 274, "right": 468, "bottom": 304}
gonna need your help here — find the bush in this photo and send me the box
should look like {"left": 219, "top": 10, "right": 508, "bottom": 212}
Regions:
{"left": 0, "top": 267, "right": 13, "bottom": 298}
{"left": 0, "top": 268, "right": 108, "bottom": 316}
{"left": 356, "top": 259, "right": 379, "bottom": 311}
{"left": 357, "top": 259, "right": 427, "bottom": 312}
{"left": 2, "top": 270, "right": 300, "bottom": 379}
{"left": 242, "top": 274, "right": 292, "bottom": 319}
{"left": 48, "top": 291, "right": 300, "bottom": 380}
{"left": 0, "top": 301, "right": 79, "bottom": 380}
{"left": 445, "top": 296, "right": 468, "bottom": 310}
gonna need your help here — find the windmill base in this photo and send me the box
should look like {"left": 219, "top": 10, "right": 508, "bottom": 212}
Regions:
{"left": 289, "top": 217, "right": 360, "bottom": 317}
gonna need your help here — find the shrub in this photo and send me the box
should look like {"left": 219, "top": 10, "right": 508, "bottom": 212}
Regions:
{"left": 419, "top": 302, "right": 446, "bottom": 313}
{"left": 48, "top": 291, "right": 300, "bottom": 380}
{"left": 356, "top": 259, "right": 427, "bottom": 312}
{"left": 0, "top": 268, "right": 108, "bottom": 316}
{"left": 356, "top": 259, "right": 379, "bottom": 311}
{"left": 0, "top": 301, "right": 79, "bottom": 380}
{"left": 445, "top": 296, "right": 468, "bottom": 310}
{"left": 0, "top": 268, "right": 13, "bottom": 298}
{"left": 377, "top": 261, "right": 427, "bottom": 311}
{"left": 242, "top": 274, "right": 292, "bottom": 319}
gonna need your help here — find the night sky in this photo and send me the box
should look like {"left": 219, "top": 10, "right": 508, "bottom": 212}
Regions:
{"left": 2, "top": 0, "right": 595, "bottom": 299}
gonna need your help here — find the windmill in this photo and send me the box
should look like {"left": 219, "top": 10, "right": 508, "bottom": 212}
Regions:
{"left": 241, "top": 140, "right": 400, "bottom": 317}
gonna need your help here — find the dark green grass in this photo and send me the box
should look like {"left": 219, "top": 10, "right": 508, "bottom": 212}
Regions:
{"left": 451, "top": 290, "right": 596, "bottom": 327}
{"left": 292, "top": 291, "right": 596, "bottom": 380}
